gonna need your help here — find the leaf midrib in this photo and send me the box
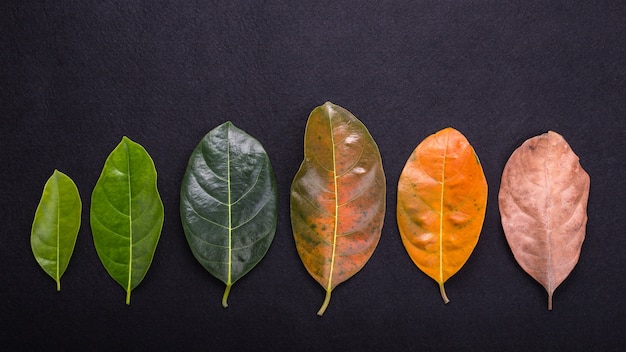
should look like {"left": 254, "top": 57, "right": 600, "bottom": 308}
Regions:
{"left": 439, "top": 134, "right": 448, "bottom": 286}
{"left": 327, "top": 113, "right": 339, "bottom": 295}
{"left": 126, "top": 141, "right": 133, "bottom": 305}
{"left": 437, "top": 133, "right": 451, "bottom": 303}
{"left": 227, "top": 127, "right": 232, "bottom": 288}
{"left": 54, "top": 172, "right": 61, "bottom": 290}
{"left": 544, "top": 141, "right": 553, "bottom": 297}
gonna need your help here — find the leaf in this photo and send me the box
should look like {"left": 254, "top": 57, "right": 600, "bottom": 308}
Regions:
{"left": 90, "top": 137, "right": 164, "bottom": 305}
{"left": 290, "top": 102, "right": 386, "bottom": 316}
{"left": 180, "top": 121, "right": 278, "bottom": 308}
{"left": 397, "top": 127, "right": 487, "bottom": 303}
{"left": 31, "top": 170, "right": 82, "bottom": 291}
{"left": 499, "top": 131, "right": 589, "bottom": 310}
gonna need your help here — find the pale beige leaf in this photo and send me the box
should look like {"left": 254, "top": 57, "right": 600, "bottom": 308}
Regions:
{"left": 499, "top": 131, "right": 589, "bottom": 310}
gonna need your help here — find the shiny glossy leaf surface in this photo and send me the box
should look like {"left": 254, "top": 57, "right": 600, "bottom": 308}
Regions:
{"left": 90, "top": 137, "right": 164, "bottom": 305}
{"left": 31, "top": 170, "right": 81, "bottom": 291}
{"left": 291, "top": 102, "right": 386, "bottom": 315}
{"left": 397, "top": 128, "right": 487, "bottom": 303}
{"left": 499, "top": 131, "right": 589, "bottom": 310}
{"left": 180, "top": 122, "right": 277, "bottom": 308}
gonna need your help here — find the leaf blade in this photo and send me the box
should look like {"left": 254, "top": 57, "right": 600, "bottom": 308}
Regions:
{"left": 31, "top": 170, "right": 82, "bottom": 290}
{"left": 498, "top": 131, "right": 589, "bottom": 310}
{"left": 397, "top": 128, "right": 487, "bottom": 303}
{"left": 180, "top": 122, "right": 278, "bottom": 307}
{"left": 291, "top": 102, "right": 386, "bottom": 315}
{"left": 90, "top": 137, "right": 164, "bottom": 304}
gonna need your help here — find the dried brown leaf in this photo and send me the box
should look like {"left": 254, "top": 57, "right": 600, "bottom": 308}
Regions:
{"left": 499, "top": 131, "right": 590, "bottom": 310}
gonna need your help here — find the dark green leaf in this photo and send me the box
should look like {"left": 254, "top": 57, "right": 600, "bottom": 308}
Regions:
{"left": 180, "top": 121, "right": 278, "bottom": 308}
{"left": 31, "top": 170, "right": 81, "bottom": 291}
{"left": 90, "top": 137, "right": 164, "bottom": 304}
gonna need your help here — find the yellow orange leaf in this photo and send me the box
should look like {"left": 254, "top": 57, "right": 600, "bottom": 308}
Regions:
{"left": 397, "top": 127, "right": 487, "bottom": 303}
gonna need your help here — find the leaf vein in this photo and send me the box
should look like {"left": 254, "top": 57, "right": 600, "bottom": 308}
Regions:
{"left": 182, "top": 193, "right": 229, "bottom": 230}
{"left": 100, "top": 188, "right": 130, "bottom": 218}
{"left": 293, "top": 209, "right": 333, "bottom": 245}
{"left": 336, "top": 144, "right": 365, "bottom": 178}
{"left": 200, "top": 151, "right": 228, "bottom": 182}
{"left": 185, "top": 225, "right": 229, "bottom": 248}
{"left": 92, "top": 211, "right": 130, "bottom": 240}
{"left": 231, "top": 195, "right": 272, "bottom": 230}
{"left": 189, "top": 171, "right": 228, "bottom": 206}
{"left": 232, "top": 229, "right": 272, "bottom": 251}
{"left": 231, "top": 163, "right": 264, "bottom": 206}
{"left": 294, "top": 182, "right": 334, "bottom": 217}
{"left": 310, "top": 153, "right": 334, "bottom": 173}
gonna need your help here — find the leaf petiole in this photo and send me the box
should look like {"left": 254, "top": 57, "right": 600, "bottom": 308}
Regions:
{"left": 439, "top": 282, "right": 450, "bottom": 304}
{"left": 548, "top": 293, "right": 553, "bottom": 311}
{"left": 222, "top": 284, "right": 232, "bottom": 308}
{"left": 317, "top": 289, "right": 332, "bottom": 316}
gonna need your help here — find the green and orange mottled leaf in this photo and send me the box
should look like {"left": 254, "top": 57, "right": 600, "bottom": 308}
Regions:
{"left": 290, "top": 102, "right": 386, "bottom": 316}
{"left": 397, "top": 128, "right": 487, "bottom": 303}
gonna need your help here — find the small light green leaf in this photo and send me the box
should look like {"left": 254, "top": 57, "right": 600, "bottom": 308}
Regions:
{"left": 90, "top": 137, "right": 164, "bottom": 305}
{"left": 31, "top": 170, "right": 82, "bottom": 291}
{"left": 180, "top": 121, "right": 278, "bottom": 308}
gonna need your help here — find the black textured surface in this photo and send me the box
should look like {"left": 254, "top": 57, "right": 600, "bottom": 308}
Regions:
{"left": 2, "top": 1, "right": 626, "bottom": 350}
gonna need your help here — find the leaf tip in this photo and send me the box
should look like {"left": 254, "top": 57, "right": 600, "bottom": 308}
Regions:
{"left": 120, "top": 136, "right": 139, "bottom": 149}
{"left": 217, "top": 121, "right": 238, "bottom": 135}
{"left": 218, "top": 120, "right": 234, "bottom": 130}
{"left": 440, "top": 126, "right": 457, "bottom": 134}
{"left": 51, "top": 169, "right": 69, "bottom": 181}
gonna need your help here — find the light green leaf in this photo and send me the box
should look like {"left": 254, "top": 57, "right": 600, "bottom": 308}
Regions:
{"left": 90, "top": 137, "right": 164, "bottom": 305}
{"left": 180, "top": 121, "right": 278, "bottom": 308}
{"left": 31, "top": 170, "right": 82, "bottom": 291}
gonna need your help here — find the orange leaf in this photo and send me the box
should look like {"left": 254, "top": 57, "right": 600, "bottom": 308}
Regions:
{"left": 397, "top": 128, "right": 487, "bottom": 303}
{"left": 499, "top": 131, "right": 589, "bottom": 310}
{"left": 290, "top": 102, "right": 386, "bottom": 315}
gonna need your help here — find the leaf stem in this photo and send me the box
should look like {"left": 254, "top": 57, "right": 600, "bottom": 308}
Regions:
{"left": 222, "top": 284, "right": 232, "bottom": 308}
{"left": 548, "top": 293, "right": 553, "bottom": 311}
{"left": 126, "top": 289, "right": 131, "bottom": 305}
{"left": 439, "top": 282, "right": 450, "bottom": 304}
{"left": 317, "top": 289, "right": 332, "bottom": 316}
{"left": 56, "top": 279, "right": 61, "bottom": 292}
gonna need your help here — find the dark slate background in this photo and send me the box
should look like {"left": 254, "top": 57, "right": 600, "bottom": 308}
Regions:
{"left": 2, "top": 1, "right": 625, "bottom": 350}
